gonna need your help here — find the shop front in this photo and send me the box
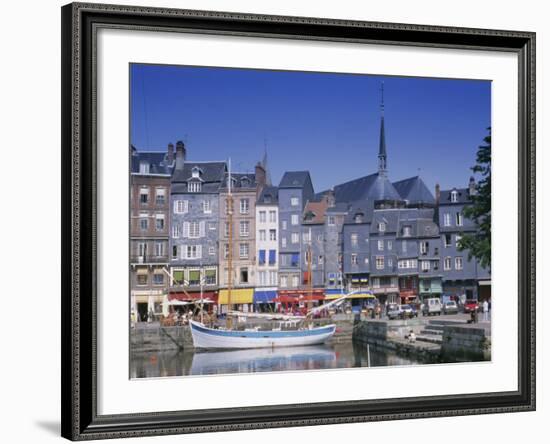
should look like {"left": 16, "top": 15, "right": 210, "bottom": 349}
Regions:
{"left": 253, "top": 288, "right": 278, "bottom": 312}
{"left": 478, "top": 279, "right": 491, "bottom": 302}
{"left": 218, "top": 288, "right": 254, "bottom": 313}
{"left": 419, "top": 277, "right": 443, "bottom": 302}
{"left": 398, "top": 275, "right": 418, "bottom": 304}
{"left": 275, "top": 289, "right": 325, "bottom": 315}
{"left": 168, "top": 290, "right": 218, "bottom": 315}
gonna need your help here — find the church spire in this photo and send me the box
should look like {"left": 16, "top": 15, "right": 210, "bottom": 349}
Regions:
{"left": 378, "top": 81, "right": 387, "bottom": 176}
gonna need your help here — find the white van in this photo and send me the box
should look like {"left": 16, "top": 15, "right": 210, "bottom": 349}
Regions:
{"left": 422, "top": 298, "right": 442, "bottom": 316}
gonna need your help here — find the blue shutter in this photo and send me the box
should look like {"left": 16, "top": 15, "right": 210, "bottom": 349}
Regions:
{"left": 268, "top": 250, "right": 276, "bottom": 265}
{"left": 291, "top": 253, "right": 299, "bottom": 267}
{"left": 259, "top": 250, "right": 266, "bottom": 265}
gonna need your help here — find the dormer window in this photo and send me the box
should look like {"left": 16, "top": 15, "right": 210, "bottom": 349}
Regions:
{"left": 139, "top": 161, "right": 150, "bottom": 174}
{"left": 191, "top": 166, "right": 202, "bottom": 178}
{"left": 188, "top": 181, "right": 201, "bottom": 193}
{"left": 403, "top": 225, "right": 411, "bottom": 237}
{"left": 241, "top": 177, "right": 250, "bottom": 187}
{"left": 450, "top": 190, "right": 458, "bottom": 203}
{"left": 378, "top": 222, "right": 386, "bottom": 232}
{"left": 354, "top": 213, "right": 363, "bottom": 224}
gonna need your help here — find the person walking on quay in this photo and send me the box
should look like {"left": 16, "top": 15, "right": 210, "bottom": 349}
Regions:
{"left": 483, "top": 300, "right": 489, "bottom": 322}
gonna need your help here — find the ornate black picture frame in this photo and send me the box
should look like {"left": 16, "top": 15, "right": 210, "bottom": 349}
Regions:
{"left": 61, "top": 2, "right": 535, "bottom": 440}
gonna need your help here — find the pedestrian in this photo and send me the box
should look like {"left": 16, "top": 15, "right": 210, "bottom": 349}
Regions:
{"left": 408, "top": 330, "right": 416, "bottom": 343}
{"left": 483, "top": 300, "right": 489, "bottom": 321}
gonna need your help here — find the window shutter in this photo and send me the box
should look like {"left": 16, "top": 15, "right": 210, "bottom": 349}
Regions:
{"left": 181, "top": 245, "right": 187, "bottom": 259}
{"left": 197, "top": 245, "right": 202, "bottom": 259}
{"left": 184, "top": 200, "right": 189, "bottom": 213}
{"left": 200, "top": 221, "right": 206, "bottom": 237}
{"left": 182, "top": 222, "right": 189, "bottom": 238}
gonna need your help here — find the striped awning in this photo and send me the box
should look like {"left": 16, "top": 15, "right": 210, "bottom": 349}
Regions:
{"left": 218, "top": 288, "right": 254, "bottom": 305}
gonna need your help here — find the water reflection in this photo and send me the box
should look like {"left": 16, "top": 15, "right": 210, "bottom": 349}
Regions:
{"left": 130, "top": 342, "right": 427, "bottom": 379}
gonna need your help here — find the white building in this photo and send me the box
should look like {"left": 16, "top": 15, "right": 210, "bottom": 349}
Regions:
{"left": 254, "top": 186, "right": 279, "bottom": 309}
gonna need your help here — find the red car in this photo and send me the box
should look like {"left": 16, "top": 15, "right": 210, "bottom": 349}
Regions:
{"left": 463, "top": 299, "right": 479, "bottom": 313}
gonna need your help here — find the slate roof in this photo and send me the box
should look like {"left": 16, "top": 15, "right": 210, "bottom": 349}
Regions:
{"left": 343, "top": 200, "right": 374, "bottom": 225}
{"left": 369, "top": 208, "right": 438, "bottom": 236}
{"left": 220, "top": 172, "right": 257, "bottom": 191}
{"left": 393, "top": 176, "right": 435, "bottom": 206}
{"left": 130, "top": 148, "right": 174, "bottom": 175}
{"left": 279, "top": 171, "right": 311, "bottom": 188}
{"left": 257, "top": 185, "right": 279, "bottom": 205}
{"left": 439, "top": 187, "right": 473, "bottom": 205}
{"left": 171, "top": 161, "right": 227, "bottom": 194}
{"left": 326, "top": 202, "right": 350, "bottom": 215}
{"left": 332, "top": 172, "right": 402, "bottom": 204}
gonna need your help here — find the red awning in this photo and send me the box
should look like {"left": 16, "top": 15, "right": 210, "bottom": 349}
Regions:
{"left": 275, "top": 289, "right": 325, "bottom": 303}
{"left": 168, "top": 291, "right": 218, "bottom": 302}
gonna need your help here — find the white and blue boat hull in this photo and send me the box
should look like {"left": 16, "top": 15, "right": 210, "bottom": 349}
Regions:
{"left": 189, "top": 320, "right": 336, "bottom": 349}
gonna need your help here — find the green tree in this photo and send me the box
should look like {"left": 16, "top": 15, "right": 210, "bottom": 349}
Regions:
{"left": 458, "top": 128, "right": 491, "bottom": 270}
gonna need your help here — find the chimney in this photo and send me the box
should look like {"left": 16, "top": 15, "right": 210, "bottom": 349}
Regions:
{"left": 326, "top": 188, "right": 336, "bottom": 208}
{"left": 468, "top": 176, "right": 476, "bottom": 196}
{"left": 255, "top": 162, "right": 266, "bottom": 187}
{"left": 166, "top": 142, "right": 174, "bottom": 164}
{"left": 175, "top": 141, "right": 186, "bottom": 170}
{"left": 435, "top": 183, "right": 440, "bottom": 206}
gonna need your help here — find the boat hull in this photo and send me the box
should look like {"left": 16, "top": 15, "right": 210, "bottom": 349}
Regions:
{"left": 189, "top": 320, "right": 336, "bottom": 349}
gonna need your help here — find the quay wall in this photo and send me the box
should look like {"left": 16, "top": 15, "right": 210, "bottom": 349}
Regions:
{"left": 440, "top": 325, "right": 491, "bottom": 361}
{"left": 131, "top": 325, "right": 194, "bottom": 353}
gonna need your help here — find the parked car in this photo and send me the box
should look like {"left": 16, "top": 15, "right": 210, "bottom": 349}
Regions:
{"left": 442, "top": 300, "right": 458, "bottom": 315}
{"left": 422, "top": 298, "right": 442, "bottom": 316}
{"left": 386, "top": 303, "right": 401, "bottom": 320}
{"left": 463, "top": 299, "right": 480, "bottom": 313}
{"left": 399, "top": 304, "right": 418, "bottom": 319}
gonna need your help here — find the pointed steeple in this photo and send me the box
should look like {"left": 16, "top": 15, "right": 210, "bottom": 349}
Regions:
{"left": 262, "top": 135, "right": 272, "bottom": 185}
{"left": 378, "top": 82, "right": 387, "bottom": 176}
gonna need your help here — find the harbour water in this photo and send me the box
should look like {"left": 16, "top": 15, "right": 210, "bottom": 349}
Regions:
{"left": 130, "top": 341, "right": 425, "bottom": 379}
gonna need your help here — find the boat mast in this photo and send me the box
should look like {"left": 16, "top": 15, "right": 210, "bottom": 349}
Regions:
{"left": 307, "top": 228, "right": 313, "bottom": 325}
{"left": 226, "top": 158, "right": 233, "bottom": 330}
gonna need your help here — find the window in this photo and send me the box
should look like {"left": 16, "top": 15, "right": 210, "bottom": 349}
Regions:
{"left": 240, "top": 268, "right": 249, "bottom": 284}
{"left": 444, "top": 234, "right": 452, "bottom": 247}
{"left": 281, "top": 254, "right": 289, "bottom": 267}
{"left": 137, "top": 273, "right": 148, "bottom": 285}
{"left": 270, "top": 271, "right": 277, "bottom": 285}
{"left": 155, "top": 188, "right": 165, "bottom": 205}
{"left": 434, "top": 260, "right": 439, "bottom": 270}
{"left": 421, "top": 260, "right": 430, "bottom": 271}
{"left": 153, "top": 273, "right": 164, "bottom": 285}
{"left": 259, "top": 230, "right": 266, "bottom": 241}
{"left": 372, "top": 277, "right": 380, "bottom": 288}
{"left": 186, "top": 245, "right": 202, "bottom": 259}
{"left": 240, "top": 221, "right": 249, "bottom": 237}
{"left": 291, "top": 253, "right": 299, "bottom": 267}
{"left": 328, "top": 216, "right": 335, "bottom": 226}
{"left": 351, "top": 254, "right": 358, "bottom": 265}
{"left": 139, "top": 188, "right": 149, "bottom": 204}
{"left": 269, "top": 250, "right": 276, "bottom": 265}
{"left": 378, "top": 222, "right": 386, "bottom": 232}
{"left": 172, "top": 246, "right": 178, "bottom": 259}
{"left": 258, "top": 249, "right": 266, "bottom": 265}
{"left": 423, "top": 280, "right": 430, "bottom": 292}
{"left": 455, "top": 257, "right": 463, "bottom": 270}
{"left": 290, "top": 197, "right": 299, "bottom": 206}
{"left": 291, "top": 275, "right": 299, "bottom": 287}
{"left": 155, "top": 242, "right": 164, "bottom": 257}
{"left": 354, "top": 213, "right": 363, "bottom": 224}
{"left": 420, "top": 241, "right": 428, "bottom": 255}
{"left": 403, "top": 226, "right": 411, "bottom": 237}
{"left": 388, "top": 241, "right": 392, "bottom": 251}
{"left": 444, "top": 257, "right": 452, "bottom": 270}
{"left": 291, "top": 233, "right": 299, "bottom": 244}
{"left": 388, "top": 258, "right": 393, "bottom": 268}
{"left": 318, "top": 255, "right": 324, "bottom": 265}
{"left": 269, "top": 211, "right": 276, "bottom": 223}
{"left": 208, "top": 246, "right": 215, "bottom": 256}
{"left": 189, "top": 221, "right": 201, "bottom": 238}
{"left": 451, "top": 190, "right": 458, "bottom": 203}
{"left": 364, "top": 257, "right": 369, "bottom": 265}
{"left": 139, "top": 162, "right": 149, "bottom": 174}
{"left": 351, "top": 233, "right": 358, "bottom": 247}
{"left": 188, "top": 270, "right": 200, "bottom": 286}
{"left": 259, "top": 271, "right": 267, "bottom": 286}
{"left": 240, "top": 198, "right": 249, "bottom": 214}
{"left": 443, "top": 213, "right": 451, "bottom": 227}
{"left": 224, "top": 222, "right": 230, "bottom": 238}
{"left": 291, "top": 214, "right": 299, "bottom": 225}
{"left": 191, "top": 166, "right": 201, "bottom": 178}
{"left": 376, "top": 257, "right": 384, "bottom": 269}
{"left": 172, "top": 224, "right": 180, "bottom": 238}
{"left": 205, "top": 269, "right": 217, "bottom": 285}
{"left": 138, "top": 242, "right": 146, "bottom": 257}
{"left": 302, "top": 231, "right": 311, "bottom": 243}
{"left": 281, "top": 237, "right": 287, "bottom": 248}
{"left": 282, "top": 220, "right": 287, "bottom": 230}
{"left": 223, "top": 244, "right": 229, "bottom": 259}
{"left": 269, "top": 229, "right": 277, "bottom": 241}
{"left": 174, "top": 200, "right": 188, "bottom": 214}
{"left": 456, "top": 212, "right": 463, "bottom": 226}
{"left": 239, "top": 243, "right": 249, "bottom": 258}
{"left": 140, "top": 216, "right": 148, "bottom": 231}
{"left": 259, "top": 211, "right": 266, "bottom": 223}
{"left": 455, "top": 234, "right": 462, "bottom": 247}
{"left": 280, "top": 275, "right": 288, "bottom": 288}
{"left": 188, "top": 181, "right": 201, "bottom": 192}
{"left": 155, "top": 214, "right": 165, "bottom": 231}
{"left": 378, "top": 240, "right": 384, "bottom": 251}
{"left": 202, "top": 200, "right": 211, "bottom": 213}
{"left": 208, "top": 222, "right": 216, "bottom": 231}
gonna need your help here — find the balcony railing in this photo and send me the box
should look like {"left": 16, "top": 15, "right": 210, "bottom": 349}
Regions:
{"left": 130, "top": 255, "right": 169, "bottom": 264}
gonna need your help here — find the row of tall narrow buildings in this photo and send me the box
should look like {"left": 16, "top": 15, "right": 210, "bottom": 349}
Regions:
{"left": 130, "top": 120, "right": 490, "bottom": 320}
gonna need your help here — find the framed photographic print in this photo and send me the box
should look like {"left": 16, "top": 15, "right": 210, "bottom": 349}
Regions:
{"left": 61, "top": 2, "right": 536, "bottom": 440}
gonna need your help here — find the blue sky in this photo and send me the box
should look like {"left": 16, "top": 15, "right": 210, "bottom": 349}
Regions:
{"left": 130, "top": 64, "right": 491, "bottom": 193}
